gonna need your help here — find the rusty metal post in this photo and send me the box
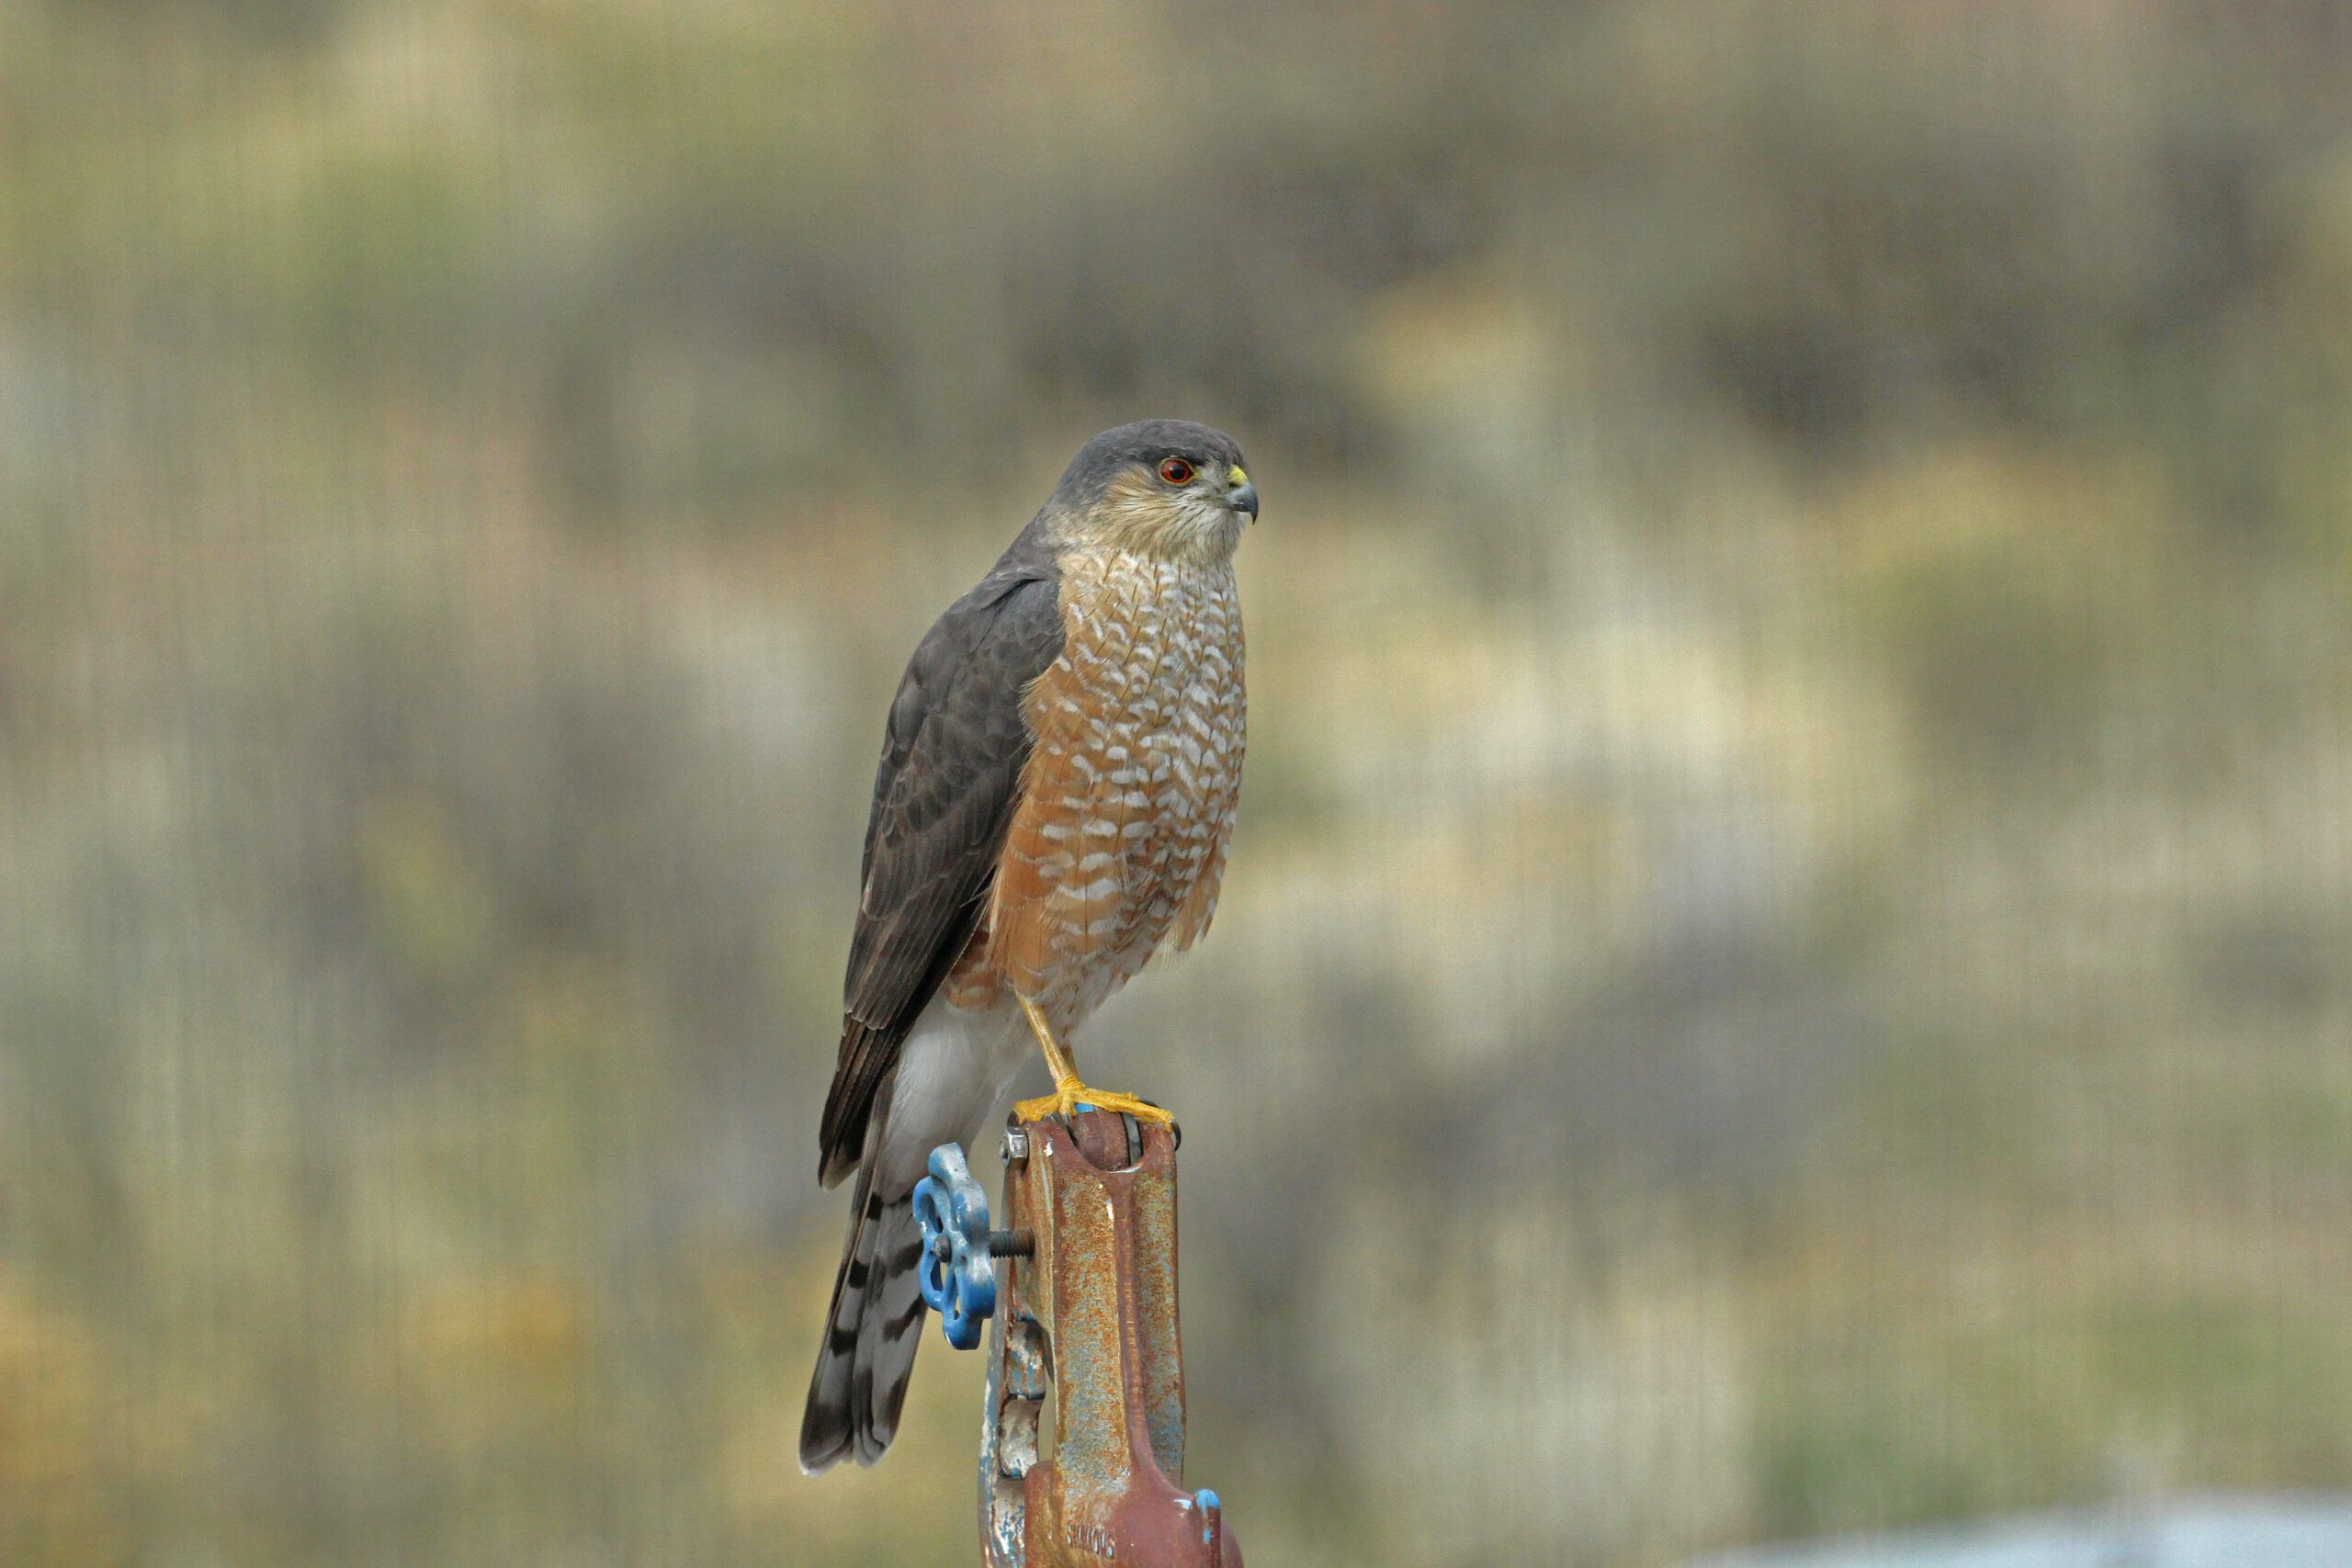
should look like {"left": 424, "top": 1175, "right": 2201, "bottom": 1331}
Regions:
{"left": 975, "top": 1110, "right": 1242, "bottom": 1567}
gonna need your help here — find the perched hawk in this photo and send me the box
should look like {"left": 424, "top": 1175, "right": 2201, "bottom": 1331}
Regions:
{"left": 801, "top": 421, "right": 1255, "bottom": 1472}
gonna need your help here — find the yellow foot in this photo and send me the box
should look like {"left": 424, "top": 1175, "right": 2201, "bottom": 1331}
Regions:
{"left": 1012, "top": 1076, "right": 1176, "bottom": 1127}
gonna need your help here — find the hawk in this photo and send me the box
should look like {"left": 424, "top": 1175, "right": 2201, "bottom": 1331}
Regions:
{"left": 800, "top": 420, "right": 1255, "bottom": 1472}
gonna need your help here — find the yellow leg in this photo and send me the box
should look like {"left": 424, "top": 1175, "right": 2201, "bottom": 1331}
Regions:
{"left": 1009, "top": 994, "right": 1174, "bottom": 1126}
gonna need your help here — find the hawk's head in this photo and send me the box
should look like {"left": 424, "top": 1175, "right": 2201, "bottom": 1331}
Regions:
{"left": 1046, "top": 420, "right": 1256, "bottom": 563}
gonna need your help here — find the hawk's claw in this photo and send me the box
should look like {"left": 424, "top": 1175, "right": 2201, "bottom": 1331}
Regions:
{"left": 1013, "top": 1077, "right": 1175, "bottom": 1128}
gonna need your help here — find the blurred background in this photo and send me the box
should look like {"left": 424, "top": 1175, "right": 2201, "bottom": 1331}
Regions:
{"left": 4, "top": 2, "right": 2351, "bottom": 1564}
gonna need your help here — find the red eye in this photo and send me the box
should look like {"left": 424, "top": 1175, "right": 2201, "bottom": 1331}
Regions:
{"left": 1158, "top": 457, "right": 1195, "bottom": 486}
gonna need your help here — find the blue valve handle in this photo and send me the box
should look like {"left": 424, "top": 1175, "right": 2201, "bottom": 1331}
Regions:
{"left": 910, "top": 1143, "right": 997, "bottom": 1349}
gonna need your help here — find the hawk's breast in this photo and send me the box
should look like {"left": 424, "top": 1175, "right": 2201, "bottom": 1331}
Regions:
{"left": 947, "top": 549, "right": 1245, "bottom": 1026}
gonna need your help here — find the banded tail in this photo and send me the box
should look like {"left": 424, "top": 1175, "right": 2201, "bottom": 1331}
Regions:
{"left": 799, "top": 1096, "right": 928, "bottom": 1472}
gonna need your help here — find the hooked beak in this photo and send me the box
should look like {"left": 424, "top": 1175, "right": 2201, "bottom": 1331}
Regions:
{"left": 1226, "top": 467, "right": 1258, "bottom": 522}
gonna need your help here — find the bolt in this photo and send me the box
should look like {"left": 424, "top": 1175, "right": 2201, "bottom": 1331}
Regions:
{"left": 987, "top": 1228, "right": 1035, "bottom": 1258}
{"left": 1000, "top": 1128, "right": 1029, "bottom": 1163}
{"left": 1196, "top": 1488, "right": 1222, "bottom": 1547}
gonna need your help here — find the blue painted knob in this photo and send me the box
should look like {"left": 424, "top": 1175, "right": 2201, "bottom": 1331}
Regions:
{"left": 910, "top": 1143, "right": 996, "bottom": 1349}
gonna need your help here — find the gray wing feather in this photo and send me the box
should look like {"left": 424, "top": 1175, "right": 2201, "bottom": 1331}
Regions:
{"left": 817, "top": 541, "right": 1063, "bottom": 1184}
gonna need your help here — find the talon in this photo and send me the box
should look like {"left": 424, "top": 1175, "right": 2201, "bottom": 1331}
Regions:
{"left": 1013, "top": 1075, "right": 1176, "bottom": 1127}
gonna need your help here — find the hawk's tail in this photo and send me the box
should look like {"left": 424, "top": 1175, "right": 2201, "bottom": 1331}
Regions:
{"left": 799, "top": 1113, "right": 927, "bottom": 1472}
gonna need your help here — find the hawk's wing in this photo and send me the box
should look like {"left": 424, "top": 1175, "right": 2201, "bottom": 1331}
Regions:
{"left": 817, "top": 552, "right": 1065, "bottom": 1185}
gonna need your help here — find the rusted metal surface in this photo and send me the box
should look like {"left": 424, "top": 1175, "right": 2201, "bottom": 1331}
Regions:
{"left": 977, "top": 1110, "right": 1242, "bottom": 1567}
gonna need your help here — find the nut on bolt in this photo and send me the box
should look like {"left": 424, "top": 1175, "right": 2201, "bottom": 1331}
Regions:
{"left": 1001, "top": 1127, "right": 1029, "bottom": 1163}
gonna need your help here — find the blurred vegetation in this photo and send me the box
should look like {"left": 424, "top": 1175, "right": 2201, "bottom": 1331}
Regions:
{"left": 3, "top": 2, "right": 2350, "bottom": 1564}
